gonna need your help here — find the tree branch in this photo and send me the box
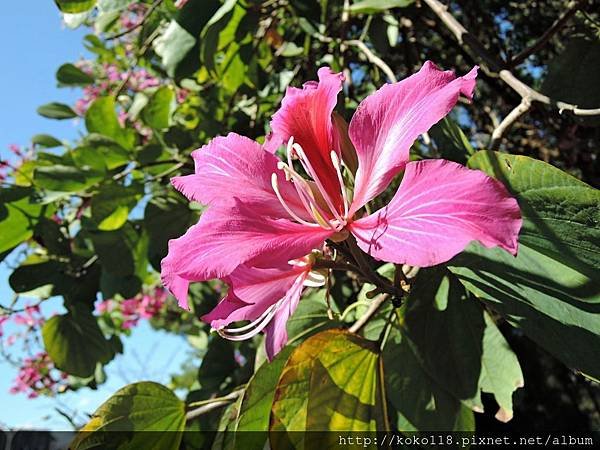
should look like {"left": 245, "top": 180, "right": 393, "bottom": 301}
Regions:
{"left": 422, "top": 0, "right": 600, "bottom": 117}
{"left": 508, "top": 0, "right": 584, "bottom": 67}
{"left": 490, "top": 97, "right": 531, "bottom": 150}
{"left": 105, "top": 0, "right": 164, "bottom": 41}
{"left": 349, "top": 294, "right": 389, "bottom": 333}
{"left": 345, "top": 40, "right": 398, "bottom": 82}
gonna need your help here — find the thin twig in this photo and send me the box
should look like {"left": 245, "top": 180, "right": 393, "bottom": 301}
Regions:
{"left": 349, "top": 294, "right": 389, "bottom": 333}
{"left": 508, "top": 0, "right": 583, "bottom": 67}
{"left": 490, "top": 97, "right": 531, "bottom": 150}
{"left": 105, "top": 0, "right": 164, "bottom": 41}
{"left": 345, "top": 40, "right": 398, "bottom": 82}
{"left": 422, "top": 0, "right": 600, "bottom": 117}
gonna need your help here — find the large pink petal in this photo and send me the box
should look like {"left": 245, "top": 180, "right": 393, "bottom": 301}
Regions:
{"left": 350, "top": 159, "right": 522, "bottom": 267}
{"left": 349, "top": 62, "right": 478, "bottom": 213}
{"left": 268, "top": 67, "right": 345, "bottom": 208}
{"left": 202, "top": 263, "right": 305, "bottom": 329}
{"left": 171, "top": 132, "right": 305, "bottom": 219}
{"left": 160, "top": 202, "right": 332, "bottom": 304}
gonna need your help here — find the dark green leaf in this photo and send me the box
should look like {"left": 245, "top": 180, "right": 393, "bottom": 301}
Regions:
{"left": 37, "top": 102, "right": 78, "bottom": 119}
{"left": 91, "top": 184, "right": 142, "bottom": 231}
{"left": 42, "top": 305, "right": 114, "bottom": 377}
{"left": 56, "top": 63, "right": 94, "bottom": 86}
{"left": 400, "top": 268, "right": 523, "bottom": 421}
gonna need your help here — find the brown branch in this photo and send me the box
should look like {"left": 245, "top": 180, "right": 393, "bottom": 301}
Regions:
{"left": 422, "top": 0, "right": 600, "bottom": 117}
{"left": 508, "top": 0, "right": 584, "bottom": 67}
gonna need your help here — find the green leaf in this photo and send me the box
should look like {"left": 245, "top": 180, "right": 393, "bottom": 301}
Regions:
{"left": 34, "top": 165, "right": 103, "bottom": 193}
{"left": 42, "top": 305, "right": 114, "bottom": 377}
{"left": 448, "top": 243, "right": 600, "bottom": 379}
{"left": 37, "top": 102, "right": 78, "bottom": 119}
{"left": 144, "top": 196, "right": 195, "bottom": 271}
{"left": 89, "top": 225, "right": 137, "bottom": 276}
{"left": 31, "top": 134, "right": 63, "bottom": 148}
{"left": 91, "top": 184, "right": 142, "bottom": 231}
{"left": 236, "top": 347, "right": 293, "bottom": 443}
{"left": 429, "top": 116, "right": 474, "bottom": 164}
{"left": 0, "top": 189, "right": 44, "bottom": 254}
{"left": 270, "top": 329, "right": 387, "bottom": 447}
{"left": 467, "top": 151, "right": 600, "bottom": 274}
{"left": 399, "top": 268, "right": 523, "bottom": 421}
{"left": 71, "top": 382, "right": 185, "bottom": 450}
{"left": 458, "top": 152, "right": 600, "bottom": 377}
{"left": 142, "top": 86, "right": 175, "bottom": 130}
{"left": 85, "top": 97, "right": 135, "bottom": 150}
{"left": 383, "top": 328, "right": 475, "bottom": 432}
{"left": 348, "top": 0, "right": 414, "bottom": 14}
{"left": 56, "top": 63, "right": 94, "bottom": 86}
{"left": 54, "top": 0, "right": 97, "bottom": 14}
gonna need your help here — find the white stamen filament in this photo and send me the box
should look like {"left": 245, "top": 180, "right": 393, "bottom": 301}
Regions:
{"left": 271, "top": 173, "right": 320, "bottom": 227}
{"left": 291, "top": 143, "right": 347, "bottom": 226}
{"left": 275, "top": 162, "right": 337, "bottom": 230}
{"left": 217, "top": 301, "right": 281, "bottom": 341}
{"left": 330, "top": 151, "right": 349, "bottom": 218}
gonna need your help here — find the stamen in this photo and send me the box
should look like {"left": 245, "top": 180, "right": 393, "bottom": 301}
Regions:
{"left": 277, "top": 162, "right": 337, "bottom": 231}
{"left": 292, "top": 143, "right": 346, "bottom": 227}
{"left": 271, "top": 173, "right": 320, "bottom": 227}
{"left": 216, "top": 299, "right": 283, "bottom": 341}
{"left": 330, "top": 151, "right": 349, "bottom": 218}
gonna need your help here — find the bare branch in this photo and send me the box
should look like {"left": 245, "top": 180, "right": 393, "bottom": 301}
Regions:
{"left": 345, "top": 40, "right": 398, "bottom": 82}
{"left": 508, "top": 0, "right": 583, "bottom": 67}
{"left": 421, "top": 0, "right": 600, "bottom": 117}
{"left": 349, "top": 294, "right": 389, "bottom": 334}
{"left": 490, "top": 98, "right": 531, "bottom": 150}
{"left": 105, "top": 0, "right": 164, "bottom": 41}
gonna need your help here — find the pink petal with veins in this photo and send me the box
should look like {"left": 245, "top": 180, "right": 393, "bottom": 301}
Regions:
{"left": 349, "top": 62, "right": 478, "bottom": 212}
{"left": 350, "top": 159, "right": 521, "bottom": 267}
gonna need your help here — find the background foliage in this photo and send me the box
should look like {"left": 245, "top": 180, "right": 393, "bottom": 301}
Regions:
{"left": 1, "top": 0, "right": 599, "bottom": 445}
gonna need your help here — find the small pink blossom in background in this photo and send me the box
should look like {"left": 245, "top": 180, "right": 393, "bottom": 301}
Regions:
{"left": 9, "top": 352, "right": 67, "bottom": 398}
{"left": 95, "top": 287, "right": 168, "bottom": 331}
{"left": 1, "top": 144, "right": 34, "bottom": 181}
{"left": 120, "top": 2, "right": 148, "bottom": 30}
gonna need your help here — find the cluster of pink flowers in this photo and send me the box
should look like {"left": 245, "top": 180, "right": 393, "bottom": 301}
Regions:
{"left": 9, "top": 352, "right": 68, "bottom": 398}
{"left": 96, "top": 287, "right": 168, "bottom": 330}
{"left": 120, "top": 2, "right": 149, "bottom": 31}
{"left": 73, "top": 63, "right": 161, "bottom": 117}
{"left": 0, "top": 144, "right": 33, "bottom": 183}
{"left": 1, "top": 304, "right": 45, "bottom": 348}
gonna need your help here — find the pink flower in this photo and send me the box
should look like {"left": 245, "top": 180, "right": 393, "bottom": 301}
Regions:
{"left": 161, "top": 62, "right": 522, "bottom": 358}
{"left": 174, "top": 0, "right": 190, "bottom": 9}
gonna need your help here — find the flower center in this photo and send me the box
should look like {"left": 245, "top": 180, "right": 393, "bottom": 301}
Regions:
{"left": 271, "top": 137, "right": 350, "bottom": 231}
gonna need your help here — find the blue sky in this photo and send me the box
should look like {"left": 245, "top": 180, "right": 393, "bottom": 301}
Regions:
{"left": 0, "top": 2, "right": 191, "bottom": 429}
